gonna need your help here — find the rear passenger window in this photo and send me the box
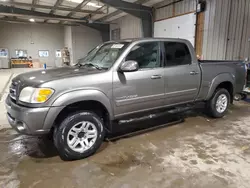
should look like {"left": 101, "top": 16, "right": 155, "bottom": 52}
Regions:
{"left": 164, "top": 42, "right": 192, "bottom": 66}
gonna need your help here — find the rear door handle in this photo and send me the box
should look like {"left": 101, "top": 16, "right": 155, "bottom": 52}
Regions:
{"left": 151, "top": 75, "right": 162, "bottom": 79}
{"left": 190, "top": 71, "right": 199, "bottom": 75}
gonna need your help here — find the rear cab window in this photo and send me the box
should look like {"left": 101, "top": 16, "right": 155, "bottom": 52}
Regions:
{"left": 163, "top": 42, "right": 192, "bottom": 67}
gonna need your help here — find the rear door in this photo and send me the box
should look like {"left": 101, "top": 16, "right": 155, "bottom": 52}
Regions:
{"left": 113, "top": 41, "right": 165, "bottom": 117}
{"left": 162, "top": 41, "right": 201, "bottom": 105}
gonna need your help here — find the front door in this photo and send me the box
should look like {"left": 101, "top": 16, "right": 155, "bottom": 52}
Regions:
{"left": 113, "top": 41, "right": 165, "bottom": 118}
{"left": 163, "top": 41, "right": 201, "bottom": 105}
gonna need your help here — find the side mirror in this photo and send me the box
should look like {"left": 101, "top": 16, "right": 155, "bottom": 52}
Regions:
{"left": 119, "top": 60, "right": 139, "bottom": 72}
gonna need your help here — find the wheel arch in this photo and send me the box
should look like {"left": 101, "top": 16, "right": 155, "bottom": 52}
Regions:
{"left": 206, "top": 73, "right": 235, "bottom": 102}
{"left": 43, "top": 90, "right": 114, "bottom": 132}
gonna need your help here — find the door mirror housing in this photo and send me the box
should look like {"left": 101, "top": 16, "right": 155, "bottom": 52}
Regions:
{"left": 119, "top": 60, "right": 139, "bottom": 72}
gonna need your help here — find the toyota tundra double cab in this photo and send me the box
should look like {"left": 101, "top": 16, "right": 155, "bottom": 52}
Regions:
{"left": 5, "top": 38, "right": 246, "bottom": 160}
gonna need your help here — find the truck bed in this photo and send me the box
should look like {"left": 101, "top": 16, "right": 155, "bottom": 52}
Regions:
{"left": 197, "top": 60, "right": 246, "bottom": 100}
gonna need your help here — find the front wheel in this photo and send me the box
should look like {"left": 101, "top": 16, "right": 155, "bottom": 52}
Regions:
{"left": 207, "top": 88, "right": 230, "bottom": 118}
{"left": 54, "top": 111, "right": 105, "bottom": 161}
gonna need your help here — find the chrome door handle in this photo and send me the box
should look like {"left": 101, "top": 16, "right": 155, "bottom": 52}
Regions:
{"left": 151, "top": 75, "right": 162, "bottom": 79}
{"left": 190, "top": 71, "right": 199, "bottom": 75}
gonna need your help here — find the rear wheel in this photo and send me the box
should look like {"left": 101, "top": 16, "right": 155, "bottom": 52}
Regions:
{"left": 241, "top": 94, "right": 247, "bottom": 100}
{"left": 207, "top": 88, "right": 230, "bottom": 118}
{"left": 54, "top": 111, "right": 105, "bottom": 161}
{"left": 234, "top": 94, "right": 241, "bottom": 101}
{"left": 234, "top": 93, "right": 247, "bottom": 101}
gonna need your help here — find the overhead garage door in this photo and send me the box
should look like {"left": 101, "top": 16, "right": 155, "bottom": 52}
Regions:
{"left": 154, "top": 13, "right": 197, "bottom": 46}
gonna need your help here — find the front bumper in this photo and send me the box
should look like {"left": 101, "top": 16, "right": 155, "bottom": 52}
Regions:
{"left": 5, "top": 96, "right": 60, "bottom": 135}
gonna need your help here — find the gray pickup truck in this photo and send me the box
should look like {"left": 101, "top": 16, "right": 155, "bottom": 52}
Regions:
{"left": 5, "top": 38, "right": 246, "bottom": 160}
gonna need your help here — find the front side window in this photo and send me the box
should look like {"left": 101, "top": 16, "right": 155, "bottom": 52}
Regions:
{"left": 125, "top": 42, "right": 160, "bottom": 69}
{"left": 164, "top": 42, "right": 191, "bottom": 66}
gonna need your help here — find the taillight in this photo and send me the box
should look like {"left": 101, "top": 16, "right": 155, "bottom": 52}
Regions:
{"left": 245, "top": 64, "right": 248, "bottom": 76}
{"left": 245, "top": 63, "right": 248, "bottom": 87}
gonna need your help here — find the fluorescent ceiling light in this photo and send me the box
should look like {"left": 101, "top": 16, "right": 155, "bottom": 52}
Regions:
{"left": 87, "top": 2, "right": 102, "bottom": 8}
{"left": 67, "top": 0, "right": 83, "bottom": 3}
{"left": 29, "top": 18, "right": 35, "bottom": 22}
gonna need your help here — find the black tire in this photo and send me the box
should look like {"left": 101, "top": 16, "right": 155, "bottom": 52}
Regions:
{"left": 53, "top": 126, "right": 59, "bottom": 148}
{"left": 241, "top": 94, "right": 247, "bottom": 100}
{"left": 54, "top": 111, "right": 105, "bottom": 161}
{"left": 234, "top": 94, "right": 241, "bottom": 101}
{"left": 207, "top": 88, "right": 230, "bottom": 118}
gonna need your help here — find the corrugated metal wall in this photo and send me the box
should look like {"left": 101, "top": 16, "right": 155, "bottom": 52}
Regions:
{"left": 110, "top": 15, "right": 143, "bottom": 39}
{"left": 202, "top": 0, "right": 228, "bottom": 60}
{"left": 155, "top": 0, "right": 250, "bottom": 60}
{"left": 175, "top": 0, "right": 196, "bottom": 15}
{"left": 155, "top": 0, "right": 196, "bottom": 21}
{"left": 109, "top": 0, "right": 250, "bottom": 60}
{"left": 225, "top": 0, "right": 250, "bottom": 60}
{"left": 155, "top": 0, "right": 174, "bottom": 20}
{"left": 110, "top": 0, "right": 197, "bottom": 40}
{"left": 203, "top": 0, "right": 250, "bottom": 60}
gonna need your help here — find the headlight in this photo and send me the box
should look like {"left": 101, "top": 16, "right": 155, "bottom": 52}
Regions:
{"left": 19, "top": 87, "right": 54, "bottom": 103}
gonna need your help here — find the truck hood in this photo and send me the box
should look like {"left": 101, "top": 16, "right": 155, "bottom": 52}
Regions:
{"left": 12, "top": 67, "right": 105, "bottom": 87}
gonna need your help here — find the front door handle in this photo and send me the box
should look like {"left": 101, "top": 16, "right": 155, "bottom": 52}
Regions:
{"left": 190, "top": 71, "right": 199, "bottom": 75}
{"left": 151, "top": 75, "right": 162, "bottom": 79}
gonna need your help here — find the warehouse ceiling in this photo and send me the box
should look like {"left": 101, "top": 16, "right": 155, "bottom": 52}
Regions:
{"left": 0, "top": 0, "right": 165, "bottom": 25}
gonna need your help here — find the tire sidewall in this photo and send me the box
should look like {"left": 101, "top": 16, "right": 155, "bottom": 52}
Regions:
{"left": 210, "top": 89, "right": 230, "bottom": 118}
{"left": 241, "top": 94, "right": 247, "bottom": 100}
{"left": 55, "top": 111, "right": 105, "bottom": 160}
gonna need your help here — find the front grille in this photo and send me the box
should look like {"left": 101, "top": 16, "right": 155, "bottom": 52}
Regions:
{"left": 9, "top": 81, "right": 18, "bottom": 101}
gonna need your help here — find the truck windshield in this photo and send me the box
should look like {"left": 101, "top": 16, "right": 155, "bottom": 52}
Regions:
{"left": 77, "top": 42, "right": 129, "bottom": 69}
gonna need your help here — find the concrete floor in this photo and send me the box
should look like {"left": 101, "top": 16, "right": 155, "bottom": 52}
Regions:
{"left": 0, "top": 101, "right": 250, "bottom": 188}
{"left": 1, "top": 69, "right": 250, "bottom": 188}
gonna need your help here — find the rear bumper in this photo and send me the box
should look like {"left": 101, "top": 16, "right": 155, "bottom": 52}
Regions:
{"left": 5, "top": 96, "right": 63, "bottom": 135}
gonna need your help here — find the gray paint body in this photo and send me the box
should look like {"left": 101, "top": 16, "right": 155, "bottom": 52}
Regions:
{"left": 5, "top": 38, "right": 246, "bottom": 135}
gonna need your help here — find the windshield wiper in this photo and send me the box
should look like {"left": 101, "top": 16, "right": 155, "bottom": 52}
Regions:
{"left": 78, "top": 63, "right": 102, "bottom": 70}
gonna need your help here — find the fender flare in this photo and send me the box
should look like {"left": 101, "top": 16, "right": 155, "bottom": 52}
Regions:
{"left": 206, "top": 73, "right": 235, "bottom": 100}
{"left": 52, "top": 89, "right": 114, "bottom": 120}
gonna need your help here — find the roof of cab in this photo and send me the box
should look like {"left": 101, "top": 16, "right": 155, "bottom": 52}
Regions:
{"left": 107, "top": 38, "right": 190, "bottom": 43}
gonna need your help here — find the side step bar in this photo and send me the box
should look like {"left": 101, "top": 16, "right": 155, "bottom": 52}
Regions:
{"left": 118, "top": 105, "right": 194, "bottom": 125}
{"left": 107, "top": 118, "right": 184, "bottom": 141}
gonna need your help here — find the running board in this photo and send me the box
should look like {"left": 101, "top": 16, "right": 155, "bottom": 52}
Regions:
{"left": 118, "top": 105, "right": 193, "bottom": 125}
{"left": 107, "top": 118, "right": 184, "bottom": 141}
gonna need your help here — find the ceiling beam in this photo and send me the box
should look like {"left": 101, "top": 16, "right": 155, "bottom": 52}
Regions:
{"left": 83, "top": 4, "right": 107, "bottom": 20}
{"left": 100, "top": 0, "right": 153, "bottom": 37}
{"left": 49, "top": 0, "right": 64, "bottom": 14}
{"left": 0, "top": 17, "right": 80, "bottom": 26}
{"left": 0, "top": 5, "right": 88, "bottom": 22}
{"left": 59, "top": 0, "right": 91, "bottom": 24}
{"left": 31, "top": 0, "right": 38, "bottom": 11}
{"left": 98, "top": 0, "right": 151, "bottom": 22}
{"left": 97, "top": 9, "right": 122, "bottom": 22}
{"left": 0, "top": 5, "right": 110, "bottom": 35}
{"left": 66, "top": 0, "right": 91, "bottom": 17}
{"left": 100, "top": 0, "right": 152, "bottom": 18}
{"left": 44, "top": 0, "right": 64, "bottom": 23}
{"left": 0, "top": 12, "right": 89, "bottom": 22}
{"left": 0, "top": 2, "right": 105, "bottom": 14}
